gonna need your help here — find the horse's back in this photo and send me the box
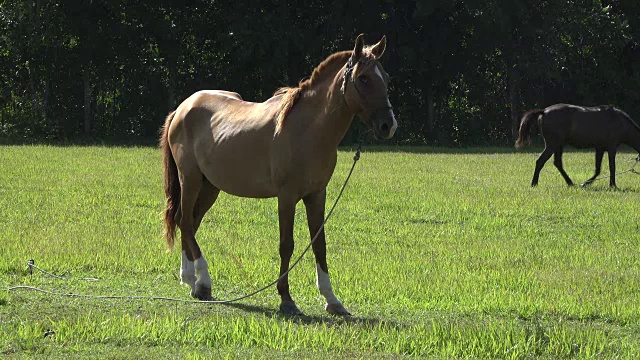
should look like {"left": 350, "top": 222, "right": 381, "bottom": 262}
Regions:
{"left": 541, "top": 103, "right": 628, "bottom": 148}
{"left": 170, "top": 90, "right": 280, "bottom": 142}
{"left": 168, "top": 90, "right": 284, "bottom": 198}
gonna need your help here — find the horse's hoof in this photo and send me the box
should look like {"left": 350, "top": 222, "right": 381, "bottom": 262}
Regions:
{"left": 279, "top": 301, "right": 303, "bottom": 316}
{"left": 325, "top": 303, "right": 351, "bottom": 316}
{"left": 191, "top": 285, "right": 212, "bottom": 301}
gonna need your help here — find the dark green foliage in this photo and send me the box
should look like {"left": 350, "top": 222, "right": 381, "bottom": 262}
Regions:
{"left": 0, "top": 0, "right": 638, "bottom": 145}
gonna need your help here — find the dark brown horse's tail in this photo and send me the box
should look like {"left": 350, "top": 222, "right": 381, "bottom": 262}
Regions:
{"left": 515, "top": 109, "right": 544, "bottom": 148}
{"left": 160, "top": 111, "right": 179, "bottom": 250}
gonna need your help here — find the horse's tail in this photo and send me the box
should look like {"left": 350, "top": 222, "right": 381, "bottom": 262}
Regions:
{"left": 515, "top": 109, "right": 544, "bottom": 148}
{"left": 160, "top": 110, "right": 179, "bottom": 250}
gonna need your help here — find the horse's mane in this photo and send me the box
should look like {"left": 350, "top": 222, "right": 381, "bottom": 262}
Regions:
{"left": 274, "top": 51, "right": 351, "bottom": 134}
{"left": 274, "top": 47, "right": 377, "bottom": 134}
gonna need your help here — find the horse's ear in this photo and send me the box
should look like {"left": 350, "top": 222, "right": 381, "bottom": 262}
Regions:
{"left": 352, "top": 33, "right": 365, "bottom": 61}
{"left": 370, "top": 35, "right": 387, "bottom": 59}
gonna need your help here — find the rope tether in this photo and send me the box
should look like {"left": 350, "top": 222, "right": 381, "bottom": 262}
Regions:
{"left": 8, "top": 143, "right": 364, "bottom": 305}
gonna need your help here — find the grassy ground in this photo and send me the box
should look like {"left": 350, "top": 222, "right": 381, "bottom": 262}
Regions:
{"left": 1, "top": 145, "right": 639, "bottom": 359}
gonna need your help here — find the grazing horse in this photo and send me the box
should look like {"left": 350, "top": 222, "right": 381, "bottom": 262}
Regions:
{"left": 515, "top": 103, "right": 640, "bottom": 187}
{"left": 160, "top": 34, "right": 397, "bottom": 315}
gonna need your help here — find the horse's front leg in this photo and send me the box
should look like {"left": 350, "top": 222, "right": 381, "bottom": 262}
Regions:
{"left": 277, "top": 195, "right": 303, "bottom": 315}
{"left": 303, "top": 189, "right": 350, "bottom": 316}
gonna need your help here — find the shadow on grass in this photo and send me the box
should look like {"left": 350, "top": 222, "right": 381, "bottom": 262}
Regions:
{"left": 579, "top": 185, "right": 639, "bottom": 193}
{"left": 339, "top": 144, "right": 640, "bottom": 155}
{"left": 220, "top": 301, "right": 398, "bottom": 328}
{"left": 407, "top": 217, "right": 462, "bottom": 226}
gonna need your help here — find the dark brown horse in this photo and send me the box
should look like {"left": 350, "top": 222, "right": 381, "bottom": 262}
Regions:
{"left": 160, "top": 35, "right": 396, "bottom": 316}
{"left": 516, "top": 103, "right": 640, "bottom": 187}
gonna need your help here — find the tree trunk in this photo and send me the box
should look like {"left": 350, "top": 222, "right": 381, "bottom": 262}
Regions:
{"left": 42, "top": 0, "right": 52, "bottom": 126}
{"left": 167, "top": 55, "right": 176, "bottom": 111}
{"left": 507, "top": 63, "right": 520, "bottom": 140}
{"left": 28, "top": 62, "right": 39, "bottom": 116}
{"left": 165, "top": 16, "right": 178, "bottom": 112}
{"left": 167, "top": 76, "right": 176, "bottom": 111}
{"left": 425, "top": 84, "right": 435, "bottom": 143}
{"left": 43, "top": 68, "right": 49, "bottom": 124}
{"left": 83, "top": 63, "right": 92, "bottom": 135}
{"left": 28, "top": 0, "right": 44, "bottom": 121}
{"left": 32, "top": 0, "right": 42, "bottom": 29}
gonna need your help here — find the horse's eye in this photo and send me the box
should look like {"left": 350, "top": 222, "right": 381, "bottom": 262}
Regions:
{"left": 358, "top": 75, "right": 368, "bottom": 84}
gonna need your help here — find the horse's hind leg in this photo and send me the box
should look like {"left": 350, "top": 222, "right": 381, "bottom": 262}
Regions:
{"left": 553, "top": 147, "right": 574, "bottom": 186}
{"left": 179, "top": 178, "right": 220, "bottom": 294}
{"left": 303, "top": 189, "right": 350, "bottom": 315}
{"left": 194, "top": 179, "right": 220, "bottom": 232}
{"left": 607, "top": 147, "right": 618, "bottom": 188}
{"left": 177, "top": 168, "right": 213, "bottom": 300}
{"left": 531, "top": 147, "right": 553, "bottom": 186}
{"left": 582, "top": 149, "right": 604, "bottom": 187}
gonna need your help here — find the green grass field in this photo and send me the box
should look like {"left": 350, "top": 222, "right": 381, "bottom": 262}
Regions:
{"left": 1, "top": 145, "right": 639, "bottom": 359}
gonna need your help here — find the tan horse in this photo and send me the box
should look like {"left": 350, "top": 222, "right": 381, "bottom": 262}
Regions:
{"left": 160, "top": 34, "right": 397, "bottom": 315}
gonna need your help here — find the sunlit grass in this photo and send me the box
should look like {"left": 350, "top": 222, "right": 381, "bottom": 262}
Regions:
{"left": 1, "top": 145, "right": 639, "bottom": 358}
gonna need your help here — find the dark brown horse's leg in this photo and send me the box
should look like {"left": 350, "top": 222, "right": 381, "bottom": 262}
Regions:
{"left": 582, "top": 149, "right": 604, "bottom": 187}
{"left": 607, "top": 148, "right": 617, "bottom": 188}
{"left": 277, "top": 195, "right": 303, "bottom": 315}
{"left": 553, "top": 148, "right": 574, "bottom": 186}
{"left": 303, "top": 189, "right": 350, "bottom": 316}
{"left": 178, "top": 171, "right": 212, "bottom": 300}
{"left": 531, "top": 147, "right": 554, "bottom": 186}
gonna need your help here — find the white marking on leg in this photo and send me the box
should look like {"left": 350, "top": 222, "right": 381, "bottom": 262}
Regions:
{"left": 316, "top": 263, "right": 341, "bottom": 305}
{"left": 180, "top": 251, "right": 196, "bottom": 289}
{"left": 194, "top": 256, "right": 212, "bottom": 288}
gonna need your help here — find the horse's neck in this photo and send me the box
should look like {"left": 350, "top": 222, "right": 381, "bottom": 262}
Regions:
{"left": 626, "top": 122, "right": 640, "bottom": 152}
{"left": 306, "top": 74, "right": 354, "bottom": 148}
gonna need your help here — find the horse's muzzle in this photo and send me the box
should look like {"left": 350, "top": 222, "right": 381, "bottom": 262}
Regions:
{"left": 373, "top": 109, "right": 397, "bottom": 140}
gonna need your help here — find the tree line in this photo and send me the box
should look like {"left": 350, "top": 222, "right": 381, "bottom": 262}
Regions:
{"left": 1, "top": 0, "right": 639, "bottom": 146}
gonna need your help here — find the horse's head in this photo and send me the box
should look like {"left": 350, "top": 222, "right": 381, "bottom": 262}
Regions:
{"left": 342, "top": 34, "right": 397, "bottom": 140}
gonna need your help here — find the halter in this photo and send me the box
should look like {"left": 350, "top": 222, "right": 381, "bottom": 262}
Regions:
{"left": 340, "top": 56, "right": 359, "bottom": 95}
{"left": 341, "top": 56, "right": 393, "bottom": 118}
